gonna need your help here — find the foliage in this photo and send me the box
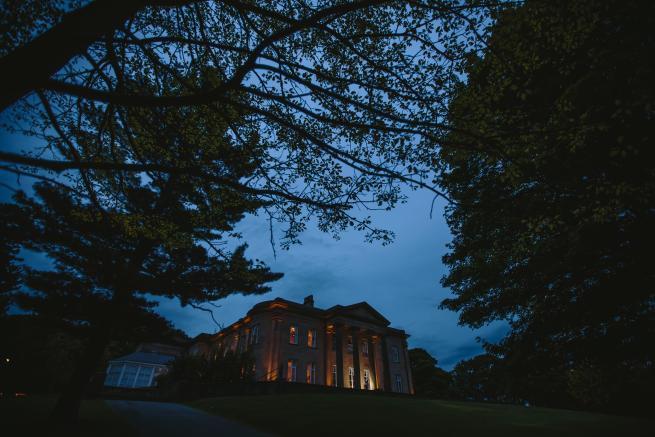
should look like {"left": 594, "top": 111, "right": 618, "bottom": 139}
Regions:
{"left": 0, "top": 241, "right": 20, "bottom": 316}
{"left": 0, "top": 315, "right": 83, "bottom": 395}
{"left": 450, "top": 353, "right": 508, "bottom": 402}
{"left": 0, "top": 1, "right": 505, "bottom": 424}
{"left": 0, "top": 0, "right": 503, "bottom": 246}
{"left": 0, "top": 314, "right": 183, "bottom": 395}
{"left": 408, "top": 348, "right": 453, "bottom": 399}
{"left": 158, "top": 351, "right": 255, "bottom": 387}
{"left": 0, "top": 89, "right": 282, "bottom": 422}
{"left": 0, "top": 204, "right": 23, "bottom": 315}
{"left": 6, "top": 180, "right": 282, "bottom": 325}
{"left": 439, "top": 0, "right": 655, "bottom": 413}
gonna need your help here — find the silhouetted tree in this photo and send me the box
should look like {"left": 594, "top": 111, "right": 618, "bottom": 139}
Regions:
{"left": 439, "top": 0, "right": 655, "bottom": 413}
{"left": 3, "top": 89, "right": 285, "bottom": 426}
{"left": 0, "top": 205, "right": 23, "bottom": 315}
{"left": 0, "top": 0, "right": 505, "bottom": 246}
{"left": 0, "top": 314, "right": 185, "bottom": 396}
{"left": 450, "top": 353, "right": 512, "bottom": 403}
{"left": 4, "top": 180, "right": 281, "bottom": 424}
{"left": 408, "top": 348, "right": 453, "bottom": 399}
{"left": 0, "top": 0, "right": 510, "bottom": 426}
{"left": 159, "top": 350, "right": 255, "bottom": 387}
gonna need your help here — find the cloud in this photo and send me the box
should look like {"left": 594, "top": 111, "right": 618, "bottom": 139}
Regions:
{"left": 156, "top": 189, "right": 507, "bottom": 370}
{"left": 2, "top": 122, "right": 508, "bottom": 371}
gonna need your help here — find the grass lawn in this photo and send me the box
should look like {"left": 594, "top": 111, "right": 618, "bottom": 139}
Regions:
{"left": 0, "top": 394, "right": 136, "bottom": 436}
{"left": 190, "top": 393, "right": 652, "bottom": 437}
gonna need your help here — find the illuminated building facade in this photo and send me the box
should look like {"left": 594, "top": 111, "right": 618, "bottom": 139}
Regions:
{"left": 190, "top": 295, "right": 414, "bottom": 394}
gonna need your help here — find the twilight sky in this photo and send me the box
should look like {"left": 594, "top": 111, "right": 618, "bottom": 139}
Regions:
{"left": 156, "top": 188, "right": 508, "bottom": 370}
{"left": 1, "top": 127, "right": 507, "bottom": 370}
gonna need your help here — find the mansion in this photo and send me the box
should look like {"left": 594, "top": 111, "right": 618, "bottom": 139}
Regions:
{"left": 190, "top": 295, "right": 414, "bottom": 394}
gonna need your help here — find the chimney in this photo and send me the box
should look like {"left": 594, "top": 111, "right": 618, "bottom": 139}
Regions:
{"left": 303, "top": 295, "right": 314, "bottom": 307}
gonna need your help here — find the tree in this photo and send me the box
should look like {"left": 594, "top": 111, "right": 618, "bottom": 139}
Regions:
{"left": 438, "top": 0, "right": 655, "bottom": 412}
{"left": 408, "top": 348, "right": 453, "bottom": 398}
{"left": 0, "top": 240, "right": 20, "bottom": 316}
{"left": 3, "top": 87, "right": 285, "bottom": 426}
{"left": 5, "top": 179, "right": 280, "bottom": 424}
{"left": 0, "top": 0, "right": 502, "bottom": 246}
{"left": 451, "top": 354, "right": 500, "bottom": 402}
{"left": 0, "top": 204, "right": 23, "bottom": 315}
{"left": 0, "top": 314, "right": 186, "bottom": 396}
{"left": 158, "top": 350, "right": 255, "bottom": 387}
{"left": 0, "top": 0, "right": 501, "bottom": 426}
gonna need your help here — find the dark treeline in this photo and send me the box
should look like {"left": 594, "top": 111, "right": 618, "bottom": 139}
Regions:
{"left": 0, "top": 314, "right": 188, "bottom": 396}
{"left": 435, "top": 0, "right": 654, "bottom": 416}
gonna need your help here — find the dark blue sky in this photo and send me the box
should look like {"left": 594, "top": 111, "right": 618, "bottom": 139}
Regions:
{"left": 1, "top": 127, "right": 507, "bottom": 370}
{"left": 156, "top": 188, "right": 507, "bottom": 369}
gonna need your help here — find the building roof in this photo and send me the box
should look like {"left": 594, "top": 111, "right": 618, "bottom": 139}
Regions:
{"left": 136, "top": 342, "right": 184, "bottom": 357}
{"left": 197, "top": 296, "right": 408, "bottom": 342}
{"left": 324, "top": 302, "right": 391, "bottom": 326}
{"left": 248, "top": 297, "right": 393, "bottom": 326}
{"left": 109, "top": 351, "right": 177, "bottom": 366}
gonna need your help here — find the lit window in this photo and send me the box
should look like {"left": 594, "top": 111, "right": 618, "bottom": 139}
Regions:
{"left": 347, "top": 336, "right": 353, "bottom": 353}
{"left": 331, "top": 365, "right": 337, "bottom": 386}
{"left": 363, "top": 369, "right": 371, "bottom": 390}
{"left": 307, "top": 329, "right": 317, "bottom": 348}
{"left": 306, "top": 362, "right": 316, "bottom": 384}
{"left": 287, "top": 359, "right": 297, "bottom": 382}
{"left": 250, "top": 325, "right": 260, "bottom": 345}
{"left": 391, "top": 346, "right": 400, "bottom": 362}
{"left": 348, "top": 367, "right": 354, "bottom": 389}
{"left": 395, "top": 374, "right": 403, "bottom": 392}
{"left": 362, "top": 340, "right": 369, "bottom": 356}
{"left": 289, "top": 325, "right": 298, "bottom": 344}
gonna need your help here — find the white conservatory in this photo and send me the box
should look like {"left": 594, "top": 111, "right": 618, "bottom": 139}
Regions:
{"left": 104, "top": 351, "right": 176, "bottom": 388}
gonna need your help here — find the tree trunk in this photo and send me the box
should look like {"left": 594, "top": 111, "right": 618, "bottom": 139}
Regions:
{"left": 0, "top": 0, "right": 205, "bottom": 112}
{"left": 0, "top": 0, "right": 143, "bottom": 112}
{"left": 49, "top": 327, "right": 109, "bottom": 427}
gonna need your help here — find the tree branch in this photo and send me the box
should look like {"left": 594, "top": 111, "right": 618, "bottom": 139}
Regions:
{"left": 0, "top": 151, "right": 350, "bottom": 210}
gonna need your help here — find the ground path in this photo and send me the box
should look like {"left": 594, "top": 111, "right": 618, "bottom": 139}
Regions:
{"left": 107, "top": 399, "right": 273, "bottom": 437}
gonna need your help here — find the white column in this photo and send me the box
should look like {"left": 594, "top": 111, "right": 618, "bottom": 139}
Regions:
{"left": 132, "top": 366, "right": 142, "bottom": 388}
{"left": 117, "top": 363, "right": 126, "bottom": 387}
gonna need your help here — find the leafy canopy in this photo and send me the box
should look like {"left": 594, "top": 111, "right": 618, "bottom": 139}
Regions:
{"left": 1, "top": 0, "right": 504, "bottom": 246}
{"left": 439, "top": 0, "right": 655, "bottom": 411}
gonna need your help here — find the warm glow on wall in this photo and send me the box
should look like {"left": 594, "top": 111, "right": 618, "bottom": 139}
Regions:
{"left": 307, "top": 328, "right": 317, "bottom": 348}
